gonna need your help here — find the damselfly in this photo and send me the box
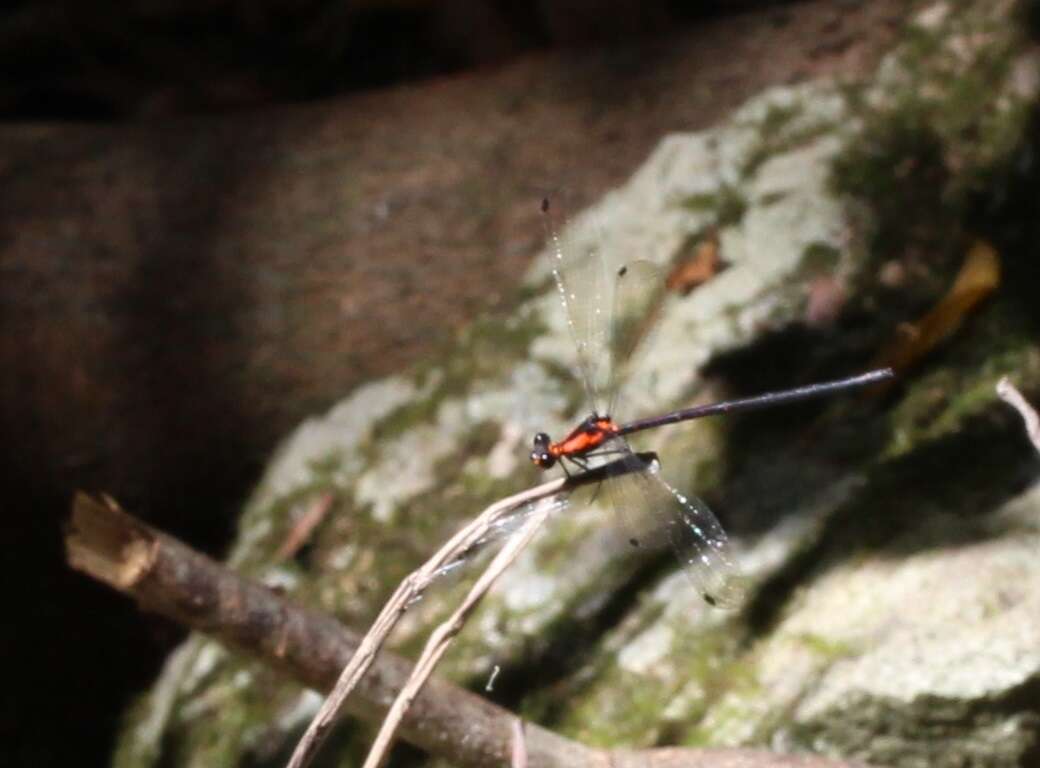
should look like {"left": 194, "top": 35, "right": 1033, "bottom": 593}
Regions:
{"left": 531, "top": 197, "right": 891, "bottom": 608}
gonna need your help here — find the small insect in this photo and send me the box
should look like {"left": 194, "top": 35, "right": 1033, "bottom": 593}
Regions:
{"left": 532, "top": 197, "right": 892, "bottom": 607}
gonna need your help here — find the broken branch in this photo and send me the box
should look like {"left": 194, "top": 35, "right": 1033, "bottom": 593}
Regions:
{"left": 66, "top": 492, "right": 868, "bottom": 768}
{"left": 66, "top": 492, "right": 592, "bottom": 768}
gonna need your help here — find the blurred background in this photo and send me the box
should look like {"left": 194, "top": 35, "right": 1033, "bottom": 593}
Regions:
{"left": 3, "top": 1, "right": 1039, "bottom": 767}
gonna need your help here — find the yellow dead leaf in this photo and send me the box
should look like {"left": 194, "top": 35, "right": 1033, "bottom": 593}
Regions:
{"left": 874, "top": 239, "right": 1001, "bottom": 377}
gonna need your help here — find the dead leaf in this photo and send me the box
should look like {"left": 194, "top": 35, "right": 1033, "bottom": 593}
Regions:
{"left": 667, "top": 228, "right": 725, "bottom": 295}
{"left": 873, "top": 239, "right": 1001, "bottom": 381}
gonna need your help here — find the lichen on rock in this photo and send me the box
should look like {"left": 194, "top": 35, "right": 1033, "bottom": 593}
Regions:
{"left": 116, "top": 0, "right": 1040, "bottom": 766}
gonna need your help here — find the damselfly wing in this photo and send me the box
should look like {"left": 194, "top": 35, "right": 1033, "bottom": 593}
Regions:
{"left": 536, "top": 198, "right": 745, "bottom": 608}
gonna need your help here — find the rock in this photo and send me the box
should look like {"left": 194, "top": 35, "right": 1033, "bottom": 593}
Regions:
{"left": 113, "top": 0, "right": 1040, "bottom": 766}
{"left": 6, "top": 4, "right": 909, "bottom": 763}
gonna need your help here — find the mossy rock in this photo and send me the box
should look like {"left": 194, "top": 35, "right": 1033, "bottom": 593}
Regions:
{"left": 117, "top": 2, "right": 1040, "bottom": 766}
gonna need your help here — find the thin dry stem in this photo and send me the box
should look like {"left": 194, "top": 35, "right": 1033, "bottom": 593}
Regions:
{"left": 66, "top": 491, "right": 599, "bottom": 767}
{"left": 286, "top": 474, "right": 569, "bottom": 768}
{"left": 511, "top": 718, "right": 528, "bottom": 768}
{"left": 67, "top": 491, "right": 868, "bottom": 768}
{"left": 996, "top": 376, "right": 1040, "bottom": 455}
{"left": 289, "top": 453, "right": 654, "bottom": 768}
{"left": 361, "top": 495, "right": 559, "bottom": 768}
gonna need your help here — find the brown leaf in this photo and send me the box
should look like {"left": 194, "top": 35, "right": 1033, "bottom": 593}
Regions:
{"left": 666, "top": 228, "right": 725, "bottom": 295}
{"left": 874, "top": 239, "right": 1001, "bottom": 379}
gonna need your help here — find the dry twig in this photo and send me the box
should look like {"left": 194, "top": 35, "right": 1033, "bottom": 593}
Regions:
{"left": 65, "top": 492, "right": 592, "bottom": 767}
{"left": 361, "top": 494, "right": 558, "bottom": 768}
{"left": 66, "top": 491, "right": 868, "bottom": 768}
{"left": 276, "top": 491, "right": 336, "bottom": 561}
{"left": 289, "top": 454, "right": 658, "bottom": 767}
{"left": 286, "top": 474, "right": 573, "bottom": 768}
{"left": 996, "top": 376, "right": 1040, "bottom": 455}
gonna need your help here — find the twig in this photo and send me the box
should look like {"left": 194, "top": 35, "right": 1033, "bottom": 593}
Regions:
{"left": 287, "top": 453, "right": 658, "bottom": 768}
{"left": 65, "top": 492, "right": 596, "bottom": 767}
{"left": 286, "top": 475, "right": 571, "bottom": 768}
{"left": 361, "top": 494, "right": 559, "bottom": 768}
{"left": 276, "top": 492, "right": 336, "bottom": 561}
{"left": 512, "top": 718, "right": 528, "bottom": 768}
{"left": 997, "top": 376, "right": 1040, "bottom": 455}
{"left": 67, "top": 491, "right": 869, "bottom": 768}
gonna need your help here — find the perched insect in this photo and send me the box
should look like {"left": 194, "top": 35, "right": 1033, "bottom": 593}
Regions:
{"left": 531, "top": 197, "right": 892, "bottom": 607}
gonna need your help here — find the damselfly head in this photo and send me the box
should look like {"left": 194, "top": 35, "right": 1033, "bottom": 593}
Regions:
{"left": 530, "top": 432, "right": 556, "bottom": 469}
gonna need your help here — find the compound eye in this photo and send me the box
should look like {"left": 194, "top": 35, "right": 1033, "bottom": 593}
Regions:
{"left": 530, "top": 450, "right": 556, "bottom": 469}
{"left": 533, "top": 432, "right": 551, "bottom": 448}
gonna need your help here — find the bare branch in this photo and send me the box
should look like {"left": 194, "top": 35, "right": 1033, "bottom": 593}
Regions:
{"left": 66, "top": 492, "right": 870, "bottom": 768}
{"left": 66, "top": 492, "right": 593, "bottom": 768}
{"left": 996, "top": 376, "right": 1040, "bottom": 455}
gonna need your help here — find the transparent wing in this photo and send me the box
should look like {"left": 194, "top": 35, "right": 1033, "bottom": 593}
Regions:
{"left": 544, "top": 201, "right": 613, "bottom": 414}
{"left": 600, "top": 440, "right": 744, "bottom": 609}
{"left": 544, "top": 199, "right": 663, "bottom": 417}
{"left": 429, "top": 494, "right": 569, "bottom": 586}
{"left": 606, "top": 259, "right": 663, "bottom": 418}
